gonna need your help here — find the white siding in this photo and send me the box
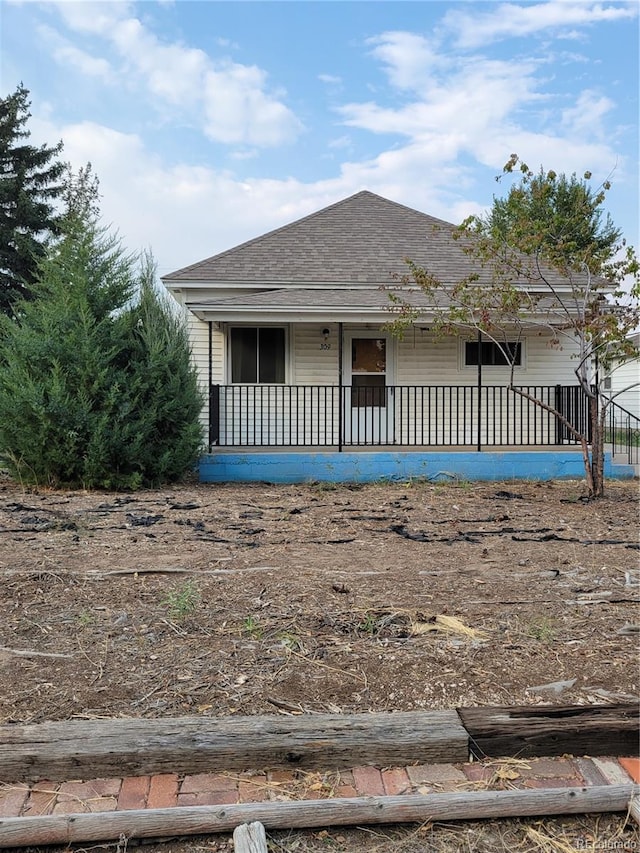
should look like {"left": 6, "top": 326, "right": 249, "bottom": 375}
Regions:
{"left": 396, "top": 329, "right": 579, "bottom": 385}
{"left": 292, "top": 324, "right": 340, "bottom": 385}
{"left": 186, "top": 314, "right": 211, "bottom": 434}
{"left": 609, "top": 358, "right": 640, "bottom": 419}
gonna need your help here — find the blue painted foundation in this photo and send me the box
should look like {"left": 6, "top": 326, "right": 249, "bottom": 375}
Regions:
{"left": 200, "top": 451, "right": 635, "bottom": 484}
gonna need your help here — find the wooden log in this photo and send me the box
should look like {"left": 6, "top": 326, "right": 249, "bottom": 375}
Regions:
{"left": 458, "top": 703, "right": 639, "bottom": 759}
{"left": 233, "top": 821, "right": 268, "bottom": 853}
{"left": 0, "top": 785, "right": 636, "bottom": 848}
{"left": 0, "top": 711, "right": 468, "bottom": 783}
{"left": 630, "top": 795, "right": 640, "bottom": 828}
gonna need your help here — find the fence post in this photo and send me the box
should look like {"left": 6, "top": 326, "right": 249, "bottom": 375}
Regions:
{"left": 210, "top": 384, "right": 220, "bottom": 450}
{"left": 554, "top": 385, "right": 563, "bottom": 444}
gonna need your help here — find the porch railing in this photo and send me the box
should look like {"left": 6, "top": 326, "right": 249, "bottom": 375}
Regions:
{"left": 209, "top": 384, "right": 591, "bottom": 450}
{"left": 605, "top": 399, "right": 640, "bottom": 465}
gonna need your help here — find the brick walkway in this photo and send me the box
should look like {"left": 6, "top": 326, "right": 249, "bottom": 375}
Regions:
{"left": 1, "top": 756, "right": 638, "bottom": 818}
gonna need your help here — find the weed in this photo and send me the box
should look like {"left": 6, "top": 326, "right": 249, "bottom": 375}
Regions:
{"left": 163, "top": 580, "right": 200, "bottom": 620}
{"left": 77, "top": 610, "right": 93, "bottom": 628}
{"left": 527, "top": 616, "right": 556, "bottom": 643}
{"left": 243, "top": 615, "right": 263, "bottom": 639}
{"left": 278, "top": 631, "right": 303, "bottom": 651}
{"left": 358, "top": 612, "right": 379, "bottom": 635}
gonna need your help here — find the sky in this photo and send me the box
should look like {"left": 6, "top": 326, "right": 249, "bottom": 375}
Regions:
{"left": 1, "top": 0, "right": 638, "bottom": 279}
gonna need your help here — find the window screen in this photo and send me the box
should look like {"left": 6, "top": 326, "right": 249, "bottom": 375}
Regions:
{"left": 231, "top": 327, "right": 285, "bottom": 383}
{"left": 465, "top": 341, "right": 522, "bottom": 366}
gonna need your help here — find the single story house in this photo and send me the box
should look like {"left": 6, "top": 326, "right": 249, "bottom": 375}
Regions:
{"left": 162, "top": 191, "right": 635, "bottom": 482}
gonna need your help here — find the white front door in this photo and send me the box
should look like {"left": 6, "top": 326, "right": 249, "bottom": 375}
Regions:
{"left": 344, "top": 333, "right": 394, "bottom": 444}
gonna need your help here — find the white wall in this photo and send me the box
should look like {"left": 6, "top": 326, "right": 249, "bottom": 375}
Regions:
{"left": 608, "top": 357, "right": 640, "bottom": 419}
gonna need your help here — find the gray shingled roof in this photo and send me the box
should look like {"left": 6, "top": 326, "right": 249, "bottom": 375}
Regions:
{"left": 163, "top": 191, "right": 488, "bottom": 286}
{"left": 163, "top": 190, "right": 577, "bottom": 289}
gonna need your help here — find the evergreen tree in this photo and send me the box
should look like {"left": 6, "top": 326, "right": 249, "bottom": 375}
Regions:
{"left": 0, "top": 199, "right": 204, "bottom": 489}
{"left": 484, "top": 161, "right": 623, "bottom": 281}
{"left": 0, "top": 84, "right": 66, "bottom": 316}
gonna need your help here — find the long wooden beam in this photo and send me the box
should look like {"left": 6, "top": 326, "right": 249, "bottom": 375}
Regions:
{"left": 0, "top": 786, "right": 636, "bottom": 848}
{"left": 0, "top": 711, "right": 468, "bottom": 783}
{"left": 459, "top": 703, "right": 639, "bottom": 758}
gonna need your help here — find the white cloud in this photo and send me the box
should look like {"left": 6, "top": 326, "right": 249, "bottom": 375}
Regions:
{"left": 562, "top": 89, "right": 614, "bottom": 138}
{"left": 50, "top": 1, "right": 303, "bottom": 147}
{"left": 339, "top": 57, "right": 542, "bottom": 143}
{"left": 445, "top": 1, "right": 638, "bottom": 49}
{"left": 38, "top": 24, "right": 112, "bottom": 80}
{"left": 318, "top": 73, "right": 342, "bottom": 85}
{"left": 366, "top": 31, "right": 442, "bottom": 90}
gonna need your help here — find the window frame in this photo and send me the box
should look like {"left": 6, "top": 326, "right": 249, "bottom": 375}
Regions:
{"left": 227, "top": 325, "right": 288, "bottom": 385}
{"left": 462, "top": 339, "right": 524, "bottom": 369}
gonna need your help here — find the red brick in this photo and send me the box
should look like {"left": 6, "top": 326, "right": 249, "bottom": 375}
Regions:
{"left": 86, "top": 778, "right": 121, "bottom": 797}
{"left": 618, "top": 758, "right": 640, "bottom": 783}
{"left": 53, "top": 798, "right": 90, "bottom": 815}
{"left": 267, "top": 770, "right": 297, "bottom": 784}
{"left": 382, "top": 768, "right": 410, "bottom": 796}
{"left": 147, "top": 774, "right": 179, "bottom": 809}
{"left": 573, "top": 758, "right": 608, "bottom": 787}
{"left": 352, "top": 766, "right": 384, "bottom": 797}
{"left": 337, "top": 769, "right": 355, "bottom": 786}
{"left": 407, "top": 764, "right": 466, "bottom": 785}
{"left": 461, "top": 764, "right": 493, "bottom": 783}
{"left": 22, "top": 782, "right": 59, "bottom": 816}
{"left": 335, "top": 784, "right": 358, "bottom": 798}
{"left": 178, "top": 790, "right": 238, "bottom": 806}
{"left": 238, "top": 776, "right": 269, "bottom": 803}
{"left": 117, "top": 776, "right": 150, "bottom": 810}
{"left": 55, "top": 778, "right": 120, "bottom": 814}
{"left": 181, "top": 773, "right": 236, "bottom": 794}
{"left": 522, "top": 777, "right": 586, "bottom": 789}
{"left": 518, "top": 758, "right": 575, "bottom": 779}
{"left": 0, "top": 785, "right": 29, "bottom": 817}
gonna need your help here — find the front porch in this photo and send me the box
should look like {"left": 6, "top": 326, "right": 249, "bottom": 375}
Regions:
{"left": 208, "top": 383, "right": 589, "bottom": 451}
{"left": 201, "top": 383, "right": 638, "bottom": 483}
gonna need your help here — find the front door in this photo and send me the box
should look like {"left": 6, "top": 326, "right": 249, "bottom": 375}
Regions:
{"left": 344, "top": 334, "right": 394, "bottom": 444}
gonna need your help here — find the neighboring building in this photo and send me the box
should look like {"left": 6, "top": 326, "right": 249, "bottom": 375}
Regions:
{"left": 605, "top": 332, "right": 640, "bottom": 420}
{"left": 162, "top": 191, "right": 633, "bottom": 482}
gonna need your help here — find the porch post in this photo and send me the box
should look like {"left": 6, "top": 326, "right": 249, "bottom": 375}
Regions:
{"left": 208, "top": 321, "right": 220, "bottom": 451}
{"left": 338, "top": 322, "right": 344, "bottom": 452}
{"left": 476, "top": 330, "right": 482, "bottom": 452}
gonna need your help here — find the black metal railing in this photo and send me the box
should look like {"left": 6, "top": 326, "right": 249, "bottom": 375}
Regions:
{"left": 209, "top": 384, "right": 592, "bottom": 451}
{"left": 605, "top": 399, "right": 640, "bottom": 465}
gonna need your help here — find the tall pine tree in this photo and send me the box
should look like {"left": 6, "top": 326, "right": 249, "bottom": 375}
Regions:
{"left": 0, "top": 84, "right": 65, "bottom": 316}
{"left": 0, "top": 177, "right": 204, "bottom": 489}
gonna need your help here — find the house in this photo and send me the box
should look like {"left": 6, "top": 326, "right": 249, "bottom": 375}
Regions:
{"left": 162, "top": 191, "right": 635, "bottom": 483}
{"left": 605, "top": 332, "right": 640, "bottom": 419}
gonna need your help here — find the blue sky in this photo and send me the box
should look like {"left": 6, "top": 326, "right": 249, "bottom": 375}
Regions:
{"left": 2, "top": 0, "right": 638, "bottom": 278}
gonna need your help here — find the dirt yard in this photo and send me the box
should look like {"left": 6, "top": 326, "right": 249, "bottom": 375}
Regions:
{"left": 1, "top": 474, "right": 638, "bottom": 851}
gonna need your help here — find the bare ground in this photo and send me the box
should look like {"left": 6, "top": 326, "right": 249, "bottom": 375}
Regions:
{"left": 1, "top": 474, "right": 639, "bottom": 851}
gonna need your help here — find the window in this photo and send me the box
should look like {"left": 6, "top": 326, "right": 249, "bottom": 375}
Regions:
{"left": 465, "top": 341, "right": 522, "bottom": 367}
{"left": 230, "top": 327, "right": 286, "bottom": 383}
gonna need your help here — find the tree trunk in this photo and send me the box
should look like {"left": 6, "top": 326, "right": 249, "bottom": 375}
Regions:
{"left": 590, "top": 395, "right": 605, "bottom": 498}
